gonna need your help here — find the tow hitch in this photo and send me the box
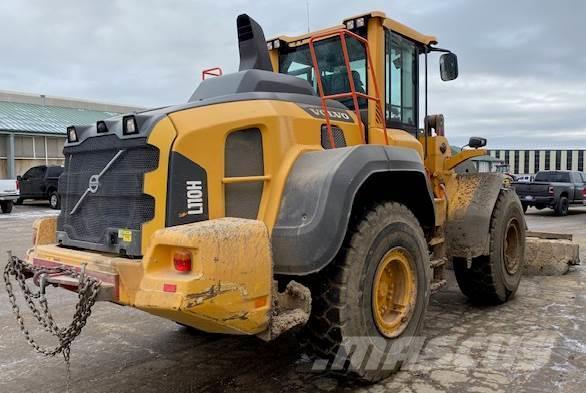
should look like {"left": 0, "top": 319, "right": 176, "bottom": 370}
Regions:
{"left": 3, "top": 251, "right": 103, "bottom": 363}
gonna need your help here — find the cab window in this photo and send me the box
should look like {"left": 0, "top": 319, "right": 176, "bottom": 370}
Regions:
{"left": 24, "top": 166, "right": 45, "bottom": 179}
{"left": 279, "top": 35, "right": 367, "bottom": 110}
{"left": 386, "top": 31, "right": 418, "bottom": 130}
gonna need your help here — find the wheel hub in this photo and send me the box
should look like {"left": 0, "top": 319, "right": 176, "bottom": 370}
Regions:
{"left": 504, "top": 218, "right": 521, "bottom": 275}
{"left": 372, "top": 248, "right": 416, "bottom": 338}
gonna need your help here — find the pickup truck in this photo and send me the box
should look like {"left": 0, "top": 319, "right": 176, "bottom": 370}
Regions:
{"left": 513, "top": 170, "right": 586, "bottom": 216}
{"left": 16, "top": 165, "right": 64, "bottom": 209}
{"left": 0, "top": 179, "right": 20, "bottom": 214}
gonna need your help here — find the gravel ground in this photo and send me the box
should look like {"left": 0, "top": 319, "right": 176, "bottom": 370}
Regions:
{"left": 0, "top": 204, "right": 584, "bottom": 393}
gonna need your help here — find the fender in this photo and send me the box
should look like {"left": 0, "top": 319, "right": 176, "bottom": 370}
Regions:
{"left": 445, "top": 172, "right": 506, "bottom": 259}
{"left": 271, "top": 145, "right": 435, "bottom": 275}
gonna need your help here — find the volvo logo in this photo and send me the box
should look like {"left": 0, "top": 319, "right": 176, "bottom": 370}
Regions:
{"left": 88, "top": 175, "right": 100, "bottom": 193}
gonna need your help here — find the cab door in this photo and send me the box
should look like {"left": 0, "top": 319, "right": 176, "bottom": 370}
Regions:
{"left": 385, "top": 30, "right": 419, "bottom": 135}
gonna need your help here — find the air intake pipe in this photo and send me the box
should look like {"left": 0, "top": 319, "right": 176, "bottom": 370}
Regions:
{"left": 237, "top": 14, "right": 273, "bottom": 72}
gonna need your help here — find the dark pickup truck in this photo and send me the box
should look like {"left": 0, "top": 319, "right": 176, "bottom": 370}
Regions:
{"left": 513, "top": 170, "right": 585, "bottom": 216}
{"left": 16, "top": 165, "right": 64, "bottom": 209}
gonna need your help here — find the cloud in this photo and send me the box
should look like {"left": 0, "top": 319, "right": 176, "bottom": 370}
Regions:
{"left": 0, "top": 0, "right": 583, "bottom": 148}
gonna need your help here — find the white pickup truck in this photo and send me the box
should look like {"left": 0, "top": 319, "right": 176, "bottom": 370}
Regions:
{"left": 0, "top": 179, "right": 19, "bottom": 214}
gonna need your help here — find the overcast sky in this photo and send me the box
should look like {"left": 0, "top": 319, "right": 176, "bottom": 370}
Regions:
{"left": 0, "top": 0, "right": 584, "bottom": 148}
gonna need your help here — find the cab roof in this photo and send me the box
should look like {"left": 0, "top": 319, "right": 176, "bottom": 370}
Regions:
{"left": 269, "top": 11, "right": 438, "bottom": 47}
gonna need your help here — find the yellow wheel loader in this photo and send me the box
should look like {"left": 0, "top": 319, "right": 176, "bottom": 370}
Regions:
{"left": 5, "top": 11, "right": 526, "bottom": 382}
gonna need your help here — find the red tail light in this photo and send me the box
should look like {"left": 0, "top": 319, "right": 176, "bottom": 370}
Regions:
{"left": 583, "top": 189, "right": 586, "bottom": 197}
{"left": 16, "top": 180, "right": 19, "bottom": 190}
{"left": 173, "top": 250, "right": 192, "bottom": 273}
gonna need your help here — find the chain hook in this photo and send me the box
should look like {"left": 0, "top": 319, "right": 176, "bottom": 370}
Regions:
{"left": 39, "top": 273, "right": 48, "bottom": 296}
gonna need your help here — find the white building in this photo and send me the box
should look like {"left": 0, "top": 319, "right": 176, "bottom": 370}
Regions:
{"left": 488, "top": 149, "right": 586, "bottom": 175}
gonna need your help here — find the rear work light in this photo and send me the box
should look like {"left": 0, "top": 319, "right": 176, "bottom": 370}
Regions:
{"left": 122, "top": 115, "right": 138, "bottom": 135}
{"left": 96, "top": 121, "right": 108, "bottom": 133}
{"left": 173, "top": 250, "right": 192, "bottom": 273}
{"left": 67, "top": 126, "right": 78, "bottom": 143}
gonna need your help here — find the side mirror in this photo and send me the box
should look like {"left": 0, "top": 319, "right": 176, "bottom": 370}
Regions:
{"left": 16, "top": 175, "right": 22, "bottom": 181}
{"left": 468, "top": 137, "right": 487, "bottom": 149}
{"left": 440, "top": 53, "right": 459, "bottom": 81}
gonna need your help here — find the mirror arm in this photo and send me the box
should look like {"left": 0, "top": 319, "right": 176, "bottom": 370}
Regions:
{"left": 428, "top": 46, "right": 452, "bottom": 54}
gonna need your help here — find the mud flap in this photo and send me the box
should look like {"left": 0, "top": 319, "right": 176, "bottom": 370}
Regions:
{"left": 258, "top": 281, "right": 312, "bottom": 341}
{"left": 445, "top": 173, "right": 506, "bottom": 259}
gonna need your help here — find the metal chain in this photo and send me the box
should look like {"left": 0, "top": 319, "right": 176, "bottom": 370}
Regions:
{"left": 3, "top": 253, "right": 101, "bottom": 367}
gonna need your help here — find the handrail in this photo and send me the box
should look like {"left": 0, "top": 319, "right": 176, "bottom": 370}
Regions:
{"left": 308, "top": 29, "right": 388, "bottom": 148}
{"left": 202, "top": 67, "right": 223, "bottom": 80}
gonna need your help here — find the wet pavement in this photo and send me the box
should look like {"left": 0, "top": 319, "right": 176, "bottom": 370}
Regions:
{"left": 0, "top": 205, "right": 584, "bottom": 392}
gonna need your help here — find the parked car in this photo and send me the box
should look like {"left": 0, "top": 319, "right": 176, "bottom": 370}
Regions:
{"left": 513, "top": 170, "right": 585, "bottom": 216}
{"left": 0, "top": 179, "right": 19, "bottom": 214}
{"left": 16, "top": 165, "right": 64, "bottom": 209}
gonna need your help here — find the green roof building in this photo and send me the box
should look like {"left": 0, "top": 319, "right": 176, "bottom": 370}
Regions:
{"left": 0, "top": 90, "right": 141, "bottom": 179}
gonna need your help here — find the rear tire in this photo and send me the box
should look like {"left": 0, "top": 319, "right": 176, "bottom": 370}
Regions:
{"left": 15, "top": 198, "right": 23, "bottom": 205}
{"left": 49, "top": 191, "right": 60, "bottom": 210}
{"left": 453, "top": 189, "right": 525, "bottom": 304}
{"left": 0, "top": 201, "right": 14, "bottom": 214}
{"left": 554, "top": 196, "right": 569, "bottom": 216}
{"left": 305, "top": 202, "right": 430, "bottom": 383}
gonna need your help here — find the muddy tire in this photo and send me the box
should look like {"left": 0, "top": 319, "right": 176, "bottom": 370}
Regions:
{"left": 305, "top": 202, "right": 430, "bottom": 383}
{"left": 454, "top": 189, "right": 525, "bottom": 304}
{"left": 554, "top": 196, "right": 569, "bottom": 216}
{"left": 49, "top": 191, "right": 60, "bottom": 210}
{"left": 0, "top": 201, "right": 13, "bottom": 214}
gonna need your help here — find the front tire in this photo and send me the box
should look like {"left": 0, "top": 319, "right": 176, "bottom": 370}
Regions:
{"left": 454, "top": 189, "right": 525, "bottom": 304}
{"left": 49, "top": 191, "right": 60, "bottom": 210}
{"left": 305, "top": 202, "right": 430, "bottom": 383}
{"left": 0, "top": 200, "right": 14, "bottom": 214}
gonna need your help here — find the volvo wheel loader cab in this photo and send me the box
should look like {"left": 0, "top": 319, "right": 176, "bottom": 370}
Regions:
{"left": 6, "top": 11, "right": 525, "bottom": 384}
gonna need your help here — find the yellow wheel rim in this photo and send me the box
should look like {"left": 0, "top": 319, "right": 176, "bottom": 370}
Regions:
{"left": 372, "top": 247, "right": 417, "bottom": 338}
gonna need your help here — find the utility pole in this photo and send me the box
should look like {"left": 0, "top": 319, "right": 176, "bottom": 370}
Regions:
{"left": 306, "top": 0, "right": 310, "bottom": 33}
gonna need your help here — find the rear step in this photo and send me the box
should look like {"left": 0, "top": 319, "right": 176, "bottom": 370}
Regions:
{"left": 430, "top": 231, "right": 448, "bottom": 294}
{"left": 430, "top": 257, "right": 448, "bottom": 293}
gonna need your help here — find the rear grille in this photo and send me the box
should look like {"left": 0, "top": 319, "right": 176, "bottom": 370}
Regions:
{"left": 57, "top": 135, "right": 159, "bottom": 246}
{"left": 321, "top": 125, "right": 347, "bottom": 149}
